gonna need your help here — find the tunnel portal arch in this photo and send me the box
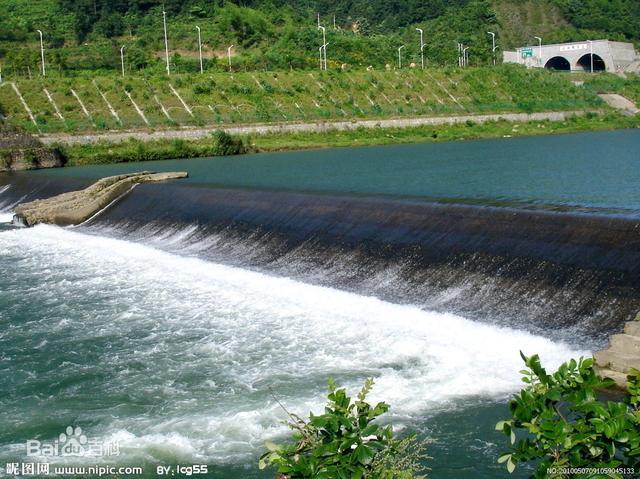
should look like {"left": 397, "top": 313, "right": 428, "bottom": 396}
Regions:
{"left": 577, "top": 53, "right": 606, "bottom": 72}
{"left": 544, "top": 56, "right": 571, "bottom": 71}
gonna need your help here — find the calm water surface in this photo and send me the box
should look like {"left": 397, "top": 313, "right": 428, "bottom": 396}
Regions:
{"left": 34, "top": 129, "right": 640, "bottom": 214}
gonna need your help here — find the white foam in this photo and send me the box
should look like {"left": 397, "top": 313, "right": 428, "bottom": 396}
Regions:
{"left": 0, "top": 225, "right": 588, "bottom": 465}
{"left": 0, "top": 213, "right": 13, "bottom": 223}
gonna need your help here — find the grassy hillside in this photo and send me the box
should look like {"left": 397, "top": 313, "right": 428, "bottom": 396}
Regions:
{"left": 492, "top": 0, "right": 569, "bottom": 49}
{"left": 0, "top": 65, "right": 607, "bottom": 134}
{"left": 581, "top": 73, "right": 640, "bottom": 105}
{"left": 0, "top": 0, "right": 638, "bottom": 77}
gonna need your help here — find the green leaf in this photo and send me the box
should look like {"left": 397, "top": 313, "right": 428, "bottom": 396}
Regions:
{"left": 353, "top": 444, "right": 374, "bottom": 465}
{"left": 264, "top": 441, "right": 279, "bottom": 452}
{"left": 495, "top": 421, "right": 508, "bottom": 431}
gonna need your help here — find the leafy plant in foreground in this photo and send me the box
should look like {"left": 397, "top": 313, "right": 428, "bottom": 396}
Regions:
{"left": 496, "top": 353, "right": 640, "bottom": 478}
{"left": 259, "top": 378, "right": 427, "bottom": 479}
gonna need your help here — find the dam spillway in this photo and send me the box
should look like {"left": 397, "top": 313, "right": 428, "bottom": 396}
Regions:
{"left": 1, "top": 163, "right": 640, "bottom": 344}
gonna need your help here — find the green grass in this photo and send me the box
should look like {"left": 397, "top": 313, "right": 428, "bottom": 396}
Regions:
{"left": 246, "top": 112, "right": 640, "bottom": 151}
{"left": 579, "top": 72, "right": 640, "bottom": 105}
{"left": 0, "top": 65, "right": 607, "bottom": 135}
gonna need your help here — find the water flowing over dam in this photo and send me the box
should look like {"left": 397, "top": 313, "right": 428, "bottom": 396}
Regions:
{"left": 1, "top": 129, "right": 640, "bottom": 478}
{"left": 2, "top": 166, "right": 639, "bottom": 345}
{"left": 86, "top": 184, "right": 640, "bottom": 341}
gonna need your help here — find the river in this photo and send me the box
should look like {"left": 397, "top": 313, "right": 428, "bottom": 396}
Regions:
{"left": 1, "top": 129, "right": 639, "bottom": 478}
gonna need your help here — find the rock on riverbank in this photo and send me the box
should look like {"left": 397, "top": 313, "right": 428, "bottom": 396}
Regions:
{"left": 13, "top": 171, "right": 187, "bottom": 226}
{"left": 1, "top": 124, "right": 65, "bottom": 171}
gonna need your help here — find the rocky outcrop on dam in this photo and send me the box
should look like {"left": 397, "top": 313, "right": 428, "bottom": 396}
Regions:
{"left": 13, "top": 171, "right": 187, "bottom": 227}
{"left": 595, "top": 314, "right": 640, "bottom": 389}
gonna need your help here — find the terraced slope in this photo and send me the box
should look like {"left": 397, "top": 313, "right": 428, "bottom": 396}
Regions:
{"left": 0, "top": 66, "right": 603, "bottom": 134}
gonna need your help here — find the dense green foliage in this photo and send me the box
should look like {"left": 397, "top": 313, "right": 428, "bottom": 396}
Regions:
{"left": 553, "top": 0, "right": 640, "bottom": 41}
{"left": 259, "top": 378, "right": 426, "bottom": 479}
{"left": 0, "top": 0, "right": 638, "bottom": 76}
{"left": 55, "top": 0, "right": 474, "bottom": 37}
{"left": 497, "top": 353, "right": 640, "bottom": 478}
{"left": 58, "top": 130, "right": 246, "bottom": 165}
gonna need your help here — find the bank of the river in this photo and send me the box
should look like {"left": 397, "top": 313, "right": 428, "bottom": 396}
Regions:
{"left": 58, "top": 111, "right": 640, "bottom": 166}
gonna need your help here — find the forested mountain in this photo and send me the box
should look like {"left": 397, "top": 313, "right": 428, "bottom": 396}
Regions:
{"left": 0, "top": 0, "right": 638, "bottom": 76}
{"left": 53, "top": 0, "right": 640, "bottom": 40}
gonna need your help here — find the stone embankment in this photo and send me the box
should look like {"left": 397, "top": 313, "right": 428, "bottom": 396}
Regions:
{"left": 14, "top": 171, "right": 187, "bottom": 226}
{"left": 595, "top": 314, "right": 640, "bottom": 389}
{"left": 0, "top": 124, "right": 65, "bottom": 171}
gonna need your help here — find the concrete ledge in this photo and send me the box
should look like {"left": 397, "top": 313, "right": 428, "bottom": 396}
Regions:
{"left": 595, "top": 314, "right": 640, "bottom": 389}
{"left": 13, "top": 171, "right": 188, "bottom": 227}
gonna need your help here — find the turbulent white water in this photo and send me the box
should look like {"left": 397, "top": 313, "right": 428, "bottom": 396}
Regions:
{"left": 0, "top": 225, "right": 587, "bottom": 467}
{"left": 0, "top": 185, "right": 26, "bottom": 218}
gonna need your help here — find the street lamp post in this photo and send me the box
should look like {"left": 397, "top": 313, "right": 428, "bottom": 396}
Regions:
{"left": 416, "top": 28, "right": 424, "bottom": 69}
{"left": 463, "top": 46, "right": 470, "bottom": 67}
{"left": 318, "top": 25, "right": 327, "bottom": 70}
{"left": 163, "top": 11, "right": 170, "bottom": 75}
{"left": 227, "top": 45, "right": 234, "bottom": 72}
{"left": 36, "top": 29, "right": 45, "bottom": 76}
{"left": 487, "top": 31, "right": 496, "bottom": 65}
{"left": 120, "top": 45, "right": 125, "bottom": 77}
{"left": 534, "top": 36, "right": 542, "bottom": 65}
{"left": 196, "top": 26, "right": 203, "bottom": 74}
{"left": 398, "top": 45, "right": 405, "bottom": 69}
{"left": 319, "top": 43, "right": 329, "bottom": 70}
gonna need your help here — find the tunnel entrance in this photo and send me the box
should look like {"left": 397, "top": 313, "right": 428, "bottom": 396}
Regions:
{"left": 544, "top": 56, "right": 571, "bottom": 71}
{"left": 577, "top": 53, "right": 606, "bottom": 72}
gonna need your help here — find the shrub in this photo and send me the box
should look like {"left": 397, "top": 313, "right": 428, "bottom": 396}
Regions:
{"left": 211, "top": 130, "right": 247, "bottom": 156}
{"left": 23, "top": 149, "right": 39, "bottom": 167}
{"left": 0, "top": 150, "right": 13, "bottom": 170}
{"left": 192, "top": 82, "right": 212, "bottom": 95}
{"left": 259, "top": 378, "right": 428, "bottom": 479}
{"left": 496, "top": 353, "right": 640, "bottom": 476}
